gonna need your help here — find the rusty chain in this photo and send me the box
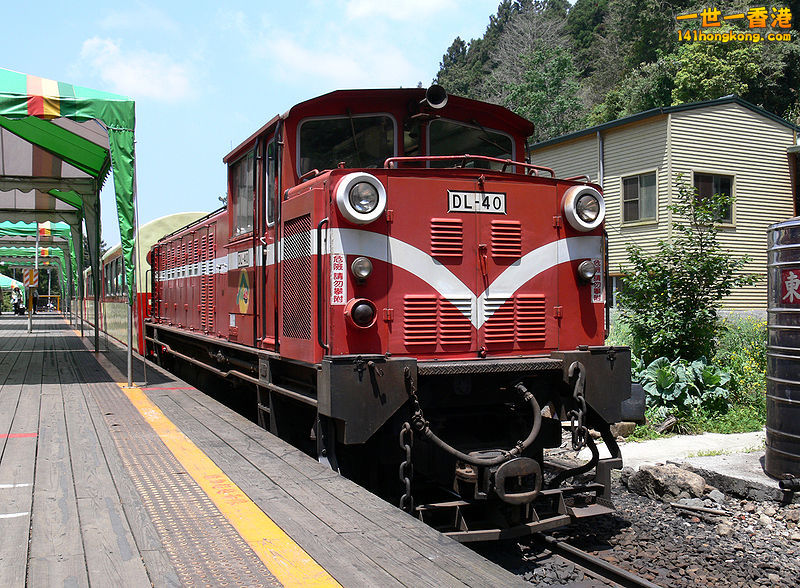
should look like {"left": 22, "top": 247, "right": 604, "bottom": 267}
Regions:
{"left": 567, "top": 361, "right": 588, "bottom": 451}
{"left": 398, "top": 421, "right": 414, "bottom": 513}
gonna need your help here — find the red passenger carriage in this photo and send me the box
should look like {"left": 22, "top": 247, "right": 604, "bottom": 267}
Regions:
{"left": 145, "top": 87, "right": 635, "bottom": 541}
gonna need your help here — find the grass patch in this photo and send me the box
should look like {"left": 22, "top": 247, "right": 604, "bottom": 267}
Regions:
{"left": 688, "top": 448, "right": 726, "bottom": 458}
{"left": 627, "top": 423, "right": 664, "bottom": 442}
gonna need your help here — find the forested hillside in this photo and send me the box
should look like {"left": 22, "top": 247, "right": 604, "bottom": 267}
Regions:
{"left": 435, "top": 0, "right": 800, "bottom": 142}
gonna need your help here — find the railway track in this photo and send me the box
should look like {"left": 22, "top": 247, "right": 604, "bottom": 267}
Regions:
{"left": 531, "top": 533, "right": 661, "bottom": 587}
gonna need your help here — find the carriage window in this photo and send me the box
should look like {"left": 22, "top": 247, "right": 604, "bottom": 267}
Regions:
{"left": 298, "top": 115, "right": 395, "bottom": 175}
{"left": 428, "top": 120, "right": 513, "bottom": 170}
{"left": 231, "top": 151, "right": 254, "bottom": 237}
{"left": 117, "top": 259, "right": 126, "bottom": 296}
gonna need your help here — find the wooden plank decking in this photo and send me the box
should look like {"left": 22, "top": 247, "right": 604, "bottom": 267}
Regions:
{"left": 0, "top": 315, "right": 525, "bottom": 587}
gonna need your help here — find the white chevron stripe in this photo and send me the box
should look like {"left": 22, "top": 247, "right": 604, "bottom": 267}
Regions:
{"left": 331, "top": 228, "right": 601, "bottom": 329}
{"left": 155, "top": 228, "right": 600, "bottom": 330}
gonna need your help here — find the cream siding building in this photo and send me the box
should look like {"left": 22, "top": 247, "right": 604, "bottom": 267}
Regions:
{"left": 530, "top": 96, "right": 800, "bottom": 311}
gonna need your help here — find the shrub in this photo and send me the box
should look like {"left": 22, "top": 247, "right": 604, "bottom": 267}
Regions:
{"left": 617, "top": 178, "right": 758, "bottom": 364}
{"left": 714, "top": 315, "right": 767, "bottom": 402}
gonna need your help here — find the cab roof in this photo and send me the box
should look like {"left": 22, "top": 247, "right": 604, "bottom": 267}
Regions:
{"left": 224, "top": 88, "right": 534, "bottom": 164}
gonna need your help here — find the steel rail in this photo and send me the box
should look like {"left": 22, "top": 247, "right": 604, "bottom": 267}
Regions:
{"left": 533, "top": 533, "right": 662, "bottom": 588}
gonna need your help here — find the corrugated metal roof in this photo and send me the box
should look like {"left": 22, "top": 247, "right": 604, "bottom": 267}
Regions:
{"left": 531, "top": 95, "right": 800, "bottom": 150}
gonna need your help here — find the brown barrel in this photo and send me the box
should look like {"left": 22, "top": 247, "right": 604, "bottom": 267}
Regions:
{"left": 766, "top": 217, "right": 800, "bottom": 478}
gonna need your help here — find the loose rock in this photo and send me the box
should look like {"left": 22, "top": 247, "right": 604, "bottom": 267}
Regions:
{"left": 716, "top": 523, "right": 734, "bottom": 536}
{"left": 626, "top": 464, "right": 706, "bottom": 501}
{"left": 707, "top": 488, "right": 726, "bottom": 504}
{"left": 611, "top": 422, "right": 637, "bottom": 438}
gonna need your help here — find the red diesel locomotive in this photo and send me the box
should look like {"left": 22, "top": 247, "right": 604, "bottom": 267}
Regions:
{"left": 145, "top": 86, "right": 633, "bottom": 541}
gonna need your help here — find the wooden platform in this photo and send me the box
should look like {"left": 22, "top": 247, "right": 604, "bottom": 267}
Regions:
{"left": 0, "top": 315, "right": 524, "bottom": 587}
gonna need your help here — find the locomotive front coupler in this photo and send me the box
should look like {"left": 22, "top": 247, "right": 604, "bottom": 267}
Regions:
{"left": 408, "top": 380, "right": 542, "bottom": 467}
{"left": 408, "top": 380, "right": 545, "bottom": 505}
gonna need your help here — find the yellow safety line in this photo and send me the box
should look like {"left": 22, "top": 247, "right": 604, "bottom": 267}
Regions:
{"left": 119, "top": 383, "right": 341, "bottom": 588}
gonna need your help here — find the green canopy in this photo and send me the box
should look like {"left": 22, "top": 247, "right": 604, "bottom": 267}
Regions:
{"left": 0, "top": 252, "right": 66, "bottom": 293}
{"left": 0, "top": 273, "right": 24, "bottom": 291}
{"left": 0, "top": 221, "right": 77, "bottom": 290}
{"left": 0, "top": 68, "right": 136, "bottom": 305}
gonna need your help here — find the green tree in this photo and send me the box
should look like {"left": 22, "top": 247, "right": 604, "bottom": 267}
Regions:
{"left": 564, "top": 0, "right": 609, "bottom": 76}
{"left": 504, "top": 45, "right": 586, "bottom": 141}
{"left": 435, "top": 0, "right": 525, "bottom": 97}
{"left": 671, "top": 41, "right": 761, "bottom": 105}
{"left": 587, "top": 53, "right": 678, "bottom": 124}
{"left": 618, "top": 179, "right": 758, "bottom": 364}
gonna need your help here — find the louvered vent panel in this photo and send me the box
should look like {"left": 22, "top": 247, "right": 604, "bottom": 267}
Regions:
{"left": 207, "top": 226, "right": 215, "bottom": 333}
{"left": 439, "top": 297, "right": 472, "bottom": 345}
{"left": 516, "top": 295, "right": 546, "bottom": 343}
{"left": 199, "top": 235, "right": 207, "bottom": 332}
{"left": 152, "top": 247, "right": 161, "bottom": 319}
{"left": 282, "top": 215, "right": 312, "bottom": 339}
{"left": 491, "top": 220, "right": 522, "bottom": 259}
{"left": 483, "top": 296, "right": 515, "bottom": 344}
{"left": 403, "top": 295, "right": 438, "bottom": 346}
{"left": 430, "top": 218, "right": 463, "bottom": 258}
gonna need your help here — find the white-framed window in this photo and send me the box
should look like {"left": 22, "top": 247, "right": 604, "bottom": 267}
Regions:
{"left": 622, "top": 171, "right": 657, "bottom": 223}
{"left": 693, "top": 172, "right": 733, "bottom": 223}
{"left": 230, "top": 151, "right": 254, "bottom": 238}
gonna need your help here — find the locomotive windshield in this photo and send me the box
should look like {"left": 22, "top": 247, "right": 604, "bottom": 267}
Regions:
{"left": 298, "top": 114, "right": 395, "bottom": 175}
{"left": 428, "top": 119, "right": 514, "bottom": 169}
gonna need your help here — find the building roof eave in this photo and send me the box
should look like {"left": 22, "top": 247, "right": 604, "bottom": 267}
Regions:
{"left": 531, "top": 95, "right": 800, "bottom": 151}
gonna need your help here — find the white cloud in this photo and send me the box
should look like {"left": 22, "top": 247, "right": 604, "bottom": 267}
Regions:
{"left": 345, "top": 0, "right": 456, "bottom": 21}
{"left": 79, "top": 37, "right": 192, "bottom": 102}
{"left": 265, "top": 35, "right": 421, "bottom": 88}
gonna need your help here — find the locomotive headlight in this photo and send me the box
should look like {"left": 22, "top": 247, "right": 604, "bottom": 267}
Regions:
{"left": 335, "top": 172, "right": 387, "bottom": 224}
{"left": 349, "top": 182, "right": 379, "bottom": 214}
{"left": 351, "top": 256, "right": 373, "bottom": 281}
{"left": 577, "top": 260, "right": 597, "bottom": 281}
{"left": 562, "top": 185, "right": 605, "bottom": 232}
{"left": 344, "top": 298, "right": 377, "bottom": 328}
{"left": 576, "top": 194, "right": 600, "bottom": 223}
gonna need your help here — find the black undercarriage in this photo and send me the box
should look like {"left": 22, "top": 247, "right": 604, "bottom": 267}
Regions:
{"left": 145, "top": 321, "right": 632, "bottom": 542}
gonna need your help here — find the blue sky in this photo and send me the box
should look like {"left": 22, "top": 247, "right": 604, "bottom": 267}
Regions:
{"left": 4, "top": 0, "right": 499, "bottom": 245}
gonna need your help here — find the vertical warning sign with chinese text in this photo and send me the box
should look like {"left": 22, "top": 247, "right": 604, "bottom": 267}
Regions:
{"left": 591, "top": 258, "right": 604, "bottom": 303}
{"left": 331, "top": 253, "right": 347, "bottom": 305}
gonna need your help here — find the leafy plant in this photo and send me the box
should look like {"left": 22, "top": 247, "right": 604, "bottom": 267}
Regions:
{"left": 639, "top": 356, "right": 732, "bottom": 423}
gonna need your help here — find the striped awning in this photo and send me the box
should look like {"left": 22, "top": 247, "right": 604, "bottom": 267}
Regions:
{"left": 0, "top": 68, "right": 136, "bottom": 304}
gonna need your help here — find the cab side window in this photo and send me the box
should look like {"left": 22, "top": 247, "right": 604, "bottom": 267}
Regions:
{"left": 230, "top": 151, "right": 255, "bottom": 238}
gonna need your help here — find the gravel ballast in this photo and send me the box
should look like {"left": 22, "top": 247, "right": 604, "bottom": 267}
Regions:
{"left": 479, "top": 480, "right": 800, "bottom": 587}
